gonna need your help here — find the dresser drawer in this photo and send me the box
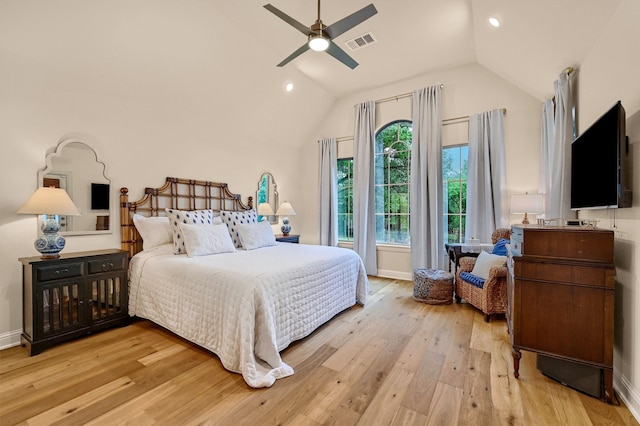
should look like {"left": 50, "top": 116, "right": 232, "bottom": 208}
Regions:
{"left": 517, "top": 261, "right": 615, "bottom": 288}
{"left": 88, "top": 255, "right": 126, "bottom": 274}
{"left": 36, "top": 262, "right": 84, "bottom": 282}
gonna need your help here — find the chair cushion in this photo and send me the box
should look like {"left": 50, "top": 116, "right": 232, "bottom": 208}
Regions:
{"left": 460, "top": 271, "right": 486, "bottom": 289}
{"left": 492, "top": 238, "right": 510, "bottom": 256}
{"left": 470, "top": 251, "right": 507, "bottom": 279}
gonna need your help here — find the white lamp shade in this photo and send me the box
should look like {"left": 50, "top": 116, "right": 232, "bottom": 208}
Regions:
{"left": 257, "top": 202, "right": 275, "bottom": 216}
{"left": 17, "top": 187, "right": 81, "bottom": 216}
{"left": 276, "top": 201, "right": 296, "bottom": 216}
{"left": 510, "top": 193, "right": 544, "bottom": 215}
{"left": 308, "top": 35, "right": 329, "bottom": 51}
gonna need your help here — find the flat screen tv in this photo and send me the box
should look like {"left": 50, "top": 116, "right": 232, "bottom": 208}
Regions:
{"left": 570, "top": 101, "right": 632, "bottom": 210}
{"left": 91, "top": 183, "right": 110, "bottom": 210}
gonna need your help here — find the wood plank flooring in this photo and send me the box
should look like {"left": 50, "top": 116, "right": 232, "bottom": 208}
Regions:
{"left": 1, "top": 277, "right": 637, "bottom": 425}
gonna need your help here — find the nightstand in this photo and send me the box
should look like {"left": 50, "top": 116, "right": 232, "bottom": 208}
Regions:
{"left": 275, "top": 234, "right": 299, "bottom": 243}
{"left": 19, "top": 249, "right": 129, "bottom": 355}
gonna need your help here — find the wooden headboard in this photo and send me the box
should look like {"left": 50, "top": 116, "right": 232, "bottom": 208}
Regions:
{"left": 120, "top": 177, "right": 253, "bottom": 257}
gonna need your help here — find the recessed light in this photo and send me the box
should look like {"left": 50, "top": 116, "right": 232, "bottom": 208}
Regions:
{"left": 489, "top": 17, "right": 500, "bottom": 27}
{"left": 285, "top": 83, "right": 294, "bottom": 92}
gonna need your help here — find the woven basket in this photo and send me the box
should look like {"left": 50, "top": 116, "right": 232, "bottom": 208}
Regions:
{"left": 413, "top": 269, "right": 453, "bottom": 305}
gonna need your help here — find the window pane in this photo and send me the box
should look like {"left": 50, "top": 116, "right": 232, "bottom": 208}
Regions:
{"left": 442, "top": 144, "right": 468, "bottom": 244}
{"left": 461, "top": 146, "right": 469, "bottom": 179}
{"left": 447, "top": 181, "right": 462, "bottom": 214}
{"left": 375, "top": 214, "right": 386, "bottom": 241}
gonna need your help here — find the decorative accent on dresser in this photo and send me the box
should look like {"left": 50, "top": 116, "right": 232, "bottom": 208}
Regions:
{"left": 20, "top": 249, "right": 129, "bottom": 355}
{"left": 275, "top": 234, "right": 299, "bottom": 243}
{"left": 506, "top": 225, "right": 615, "bottom": 403}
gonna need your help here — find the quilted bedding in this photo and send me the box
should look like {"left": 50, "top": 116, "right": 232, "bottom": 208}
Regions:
{"left": 129, "top": 242, "right": 368, "bottom": 387}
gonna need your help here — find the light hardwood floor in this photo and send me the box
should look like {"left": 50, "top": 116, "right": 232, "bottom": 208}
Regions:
{"left": 1, "top": 277, "right": 637, "bottom": 425}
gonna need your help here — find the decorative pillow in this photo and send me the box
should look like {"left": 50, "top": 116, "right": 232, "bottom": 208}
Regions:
{"left": 470, "top": 251, "right": 507, "bottom": 280}
{"left": 179, "top": 223, "right": 236, "bottom": 257}
{"left": 132, "top": 214, "right": 173, "bottom": 252}
{"left": 235, "top": 220, "right": 277, "bottom": 250}
{"left": 492, "top": 238, "right": 510, "bottom": 256}
{"left": 165, "top": 208, "right": 215, "bottom": 254}
{"left": 219, "top": 209, "right": 258, "bottom": 248}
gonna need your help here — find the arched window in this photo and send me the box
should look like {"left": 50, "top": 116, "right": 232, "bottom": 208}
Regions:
{"left": 374, "top": 120, "right": 412, "bottom": 245}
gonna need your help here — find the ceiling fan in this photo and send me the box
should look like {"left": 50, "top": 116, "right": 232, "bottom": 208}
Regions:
{"left": 264, "top": 0, "right": 377, "bottom": 69}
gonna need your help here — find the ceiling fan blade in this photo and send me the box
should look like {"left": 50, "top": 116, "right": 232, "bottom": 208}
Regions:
{"left": 326, "top": 41, "right": 358, "bottom": 69}
{"left": 325, "top": 4, "right": 377, "bottom": 39}
{"left": 277, "top": 43, "right": 311, "bottom": 67}
{"left": 264, "top": 4, "right": 312, "bottom": 36}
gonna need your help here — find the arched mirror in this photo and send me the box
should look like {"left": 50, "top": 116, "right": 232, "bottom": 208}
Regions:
{"left": 256, "top": 173, "right": 278, "bottom": 224}
{"left": 38, "top": 139, "right": 112, "bottom": 235}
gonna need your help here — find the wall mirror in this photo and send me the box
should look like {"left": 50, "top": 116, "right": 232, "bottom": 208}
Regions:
{"left": 38, "top": 139, "right": 112, "bottom": 235}
{"left": 256, "top": 172, "right": 278, "bottom": 224}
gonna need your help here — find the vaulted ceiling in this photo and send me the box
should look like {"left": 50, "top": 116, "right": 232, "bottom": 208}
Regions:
{"left": 215, "top": 0, "right": 622, "bottom": 101}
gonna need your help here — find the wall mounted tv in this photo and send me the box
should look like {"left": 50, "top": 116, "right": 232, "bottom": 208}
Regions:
{"left": 570, "top": 101, "right": 632, "bottom": 210}
{"left": 91, "top": 183, "right": 110, "bottom": 210}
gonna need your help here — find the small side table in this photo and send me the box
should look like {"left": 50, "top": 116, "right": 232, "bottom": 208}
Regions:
{"left": 276, "top": 234, "right": 299, "bottom": 243}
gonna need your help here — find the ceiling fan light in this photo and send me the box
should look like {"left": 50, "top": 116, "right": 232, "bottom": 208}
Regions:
{"left": 308, "top": 35, "right": 329, "bottom": 51}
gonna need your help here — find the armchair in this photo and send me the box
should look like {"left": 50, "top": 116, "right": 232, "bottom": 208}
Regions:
{"left": 455, "top": 228, "right": 511, "bottom": 322}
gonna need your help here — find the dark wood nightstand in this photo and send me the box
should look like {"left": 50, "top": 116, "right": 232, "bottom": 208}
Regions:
{"left": 275, "top": 234, "right": 299, "bottom": 243}
{"left": 19, "top": 249, "right": 129, "bottom": 355}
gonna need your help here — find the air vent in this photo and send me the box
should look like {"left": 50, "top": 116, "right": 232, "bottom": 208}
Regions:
{"left": 345, "top": 32, "right": 376, "bottom": 51}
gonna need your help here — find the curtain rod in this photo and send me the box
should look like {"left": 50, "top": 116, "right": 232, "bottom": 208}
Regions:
{"left": 375, "top": 84, "right": 445, "bottom": 105}
{"left": 334, "top": 107, "right": 507, "bottom": 142}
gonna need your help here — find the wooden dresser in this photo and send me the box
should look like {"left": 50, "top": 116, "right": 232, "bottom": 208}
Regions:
{"left": 20, "top": 249, "right": 129, "bottom": 355}
{"left": 506, "top": 225, "right": 615, "bottom": 403}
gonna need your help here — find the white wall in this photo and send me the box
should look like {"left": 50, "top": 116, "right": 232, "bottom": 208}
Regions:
{"left": 300, "top": 63, "right": 542, "bottom": 279}
{"left": 0, "top": 0, "right": 334, "bottom": 347}
{"left": 573, "top": 0, "right": 640, "bottom": 417}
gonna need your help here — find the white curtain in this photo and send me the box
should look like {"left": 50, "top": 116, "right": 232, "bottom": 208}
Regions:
{"left": 540, "top": 69, "right": 577, "bottom": 220}
{"left": 465, "top": 109, "right": 507, "bottom": 243}
{"left": 353, "top": 101, "right": 377, "bottom": 275}
{"left": 318, "top": 137, "right": 338, "bottom": 246}
{"left": 539, "top": 99, "right": 555, "bottom": 218}
{"left": 410, "top": 85, "right": 443, "bottom": 270}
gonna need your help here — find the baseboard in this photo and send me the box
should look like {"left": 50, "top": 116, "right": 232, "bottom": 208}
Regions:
{"left": 0, "top": 329, "right": 22, "bottom": 351}
{"left": 615, "top": 372, "right": 640, "bottom": 423}
{"left": 374, "top": 269, "right": 412, "bottom": 281}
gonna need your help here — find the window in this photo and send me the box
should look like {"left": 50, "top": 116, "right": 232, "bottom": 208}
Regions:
{"left": 375, "top": 121, "right": 412, "bottom": 245}
{"left": 443, "top": 145, "right": 468, "bottom": 243}
{"left": 337, "top": 158, "right": 354, "bottom": 241}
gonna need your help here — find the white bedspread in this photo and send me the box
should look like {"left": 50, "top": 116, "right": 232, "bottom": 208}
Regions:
{"left": 129, "top": 242, "right": 367, "bottom": 387}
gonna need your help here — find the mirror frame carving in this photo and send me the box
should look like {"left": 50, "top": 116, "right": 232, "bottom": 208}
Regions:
{"left": 256, "top": 172, "right": 279, "bottom": 224}
{"left": 38, "top": 138, "right": 112, "bottom": 236}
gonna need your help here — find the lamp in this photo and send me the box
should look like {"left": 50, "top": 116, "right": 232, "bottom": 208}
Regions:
{"left": 275, "top": 201, "right": 296, "bottom": 236}
{"left": 257, "top": 202, "right": 275, "bottom": 221}
{"left": 308, "top": 34, "right": 329, "bottom": 51}
{"left": 17, "top": 187, "right": 81, "bottom": 258}
{"left": 510, "top": 193, "right": 544, "bottom": 225}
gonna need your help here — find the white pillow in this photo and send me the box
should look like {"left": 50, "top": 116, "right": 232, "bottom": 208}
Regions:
{"left": 470, "top": 251, "right": 507, "bottom": 280}
{"left": 235, "top": 220, "right": 276, "bottom": 250}
{"left": 219, "top": 209, "right": 258, "bottom": 248}
{"left": 165, "top": 208, "right": 215, "bottom": 254}
{"left": 179, "top": 223, "right": 236, "bottom": 257}
{"left": 132, "top": 214, "right": 173, "bottom": 252}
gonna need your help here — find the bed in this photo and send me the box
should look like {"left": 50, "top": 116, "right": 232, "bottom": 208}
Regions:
{"left": 120, "top": 177, "right": 367, "bottom": 387}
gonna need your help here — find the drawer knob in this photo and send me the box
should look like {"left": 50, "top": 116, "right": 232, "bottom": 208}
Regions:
{"left": 55, "top": 268, "right": 69, "bottom": 275}
{"left": 101, "top": 262, "right": 114, "bottom": 272}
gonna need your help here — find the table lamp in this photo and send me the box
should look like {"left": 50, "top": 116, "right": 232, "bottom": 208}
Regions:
{"left": 275, "top": 201, "right": 296, "bottom": 236}
{"left": 257, "top": 202, "right": 275, "bottom": 222}
{"left": 17, "top": 187, "right": 81, "bottom": 258}
{"left": 510, "top": 193, "right": 544, "bottom": 224}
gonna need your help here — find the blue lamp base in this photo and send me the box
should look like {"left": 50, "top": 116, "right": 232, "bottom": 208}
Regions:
{"left": 35, "top": 216, "right": 66, "bottom": 259}
{"left": 281, "top": 217, "right": 291, "bottom": 236}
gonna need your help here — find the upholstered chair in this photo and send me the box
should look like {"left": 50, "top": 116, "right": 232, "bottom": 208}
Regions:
{"left": 455, "top": 228, "right": 511, "bottom": 322}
